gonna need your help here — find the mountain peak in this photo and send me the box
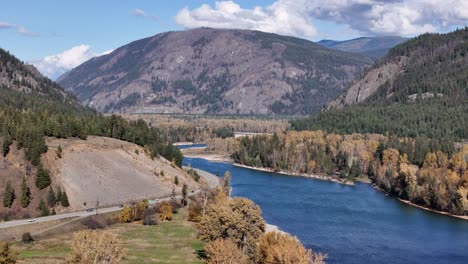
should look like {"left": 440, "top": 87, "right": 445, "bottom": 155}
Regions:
{"left": 58, "top": 28, "right": 372, "bottom": 115}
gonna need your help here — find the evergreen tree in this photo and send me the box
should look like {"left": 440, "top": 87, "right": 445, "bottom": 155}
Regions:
{"left": 2, "top": 131, "right": 12, "bottom": 157}
{"left": 60, "top": 191, "right": 69, "bottom": 207}
{"left": 2, "top": 181, "right": 15, "bottom": 208}
{"left": 182, "top": 184, "right": 188, "bottom": 206}
{"left": 174, "top": 176, "right": 179, "bottom": 186}
{"left": 47, "top": 186, "right": 57, "bottom": 207}
{"left": 349, "top": 160, "right": 362, "bottom": 179}
{"left": 38, "top": 199, "right": 50, "bottom": 216}
{"left": 56, "top": 186, "right": 63, "bottom": 203}
{"left": 35, "top": 164, "right": 51, "bottom": 190}
{"left": 20, "top": 177, "right": 31, "bottom": 208}
{"left": 57, "top": 144, "right": 62, "bottom": 158}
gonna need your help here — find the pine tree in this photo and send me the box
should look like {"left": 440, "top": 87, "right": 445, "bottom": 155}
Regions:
{"left": 57, "top": 144, "right": 62, "bottom": 158}
{"left": 2, "top": 131, "right": 12, "bottom": 157}
{"left": 61, "top": 191, "right": 69, "bottom": 207}
{"left": 38, "top": 198, "right": 50, "bottom": 216}
{"left": 35, "top": 164, "right": 51, "bottom": 190}
{"left": 20, "top": 177, "right": 31, "bottom": 208}
{"left": 182, "top": 184, "right": 188, "bottom": 206}
{"left": 47, "top": 186, "right": 57, "bottom": 207}
{"left": 349, "top": 160, "right": 362, "bottom": 179}
{"left": 56, "top": 186, "right": 63, "bottom": 202}
{"left": 2, "top": 181, "right": 15, "bottom": 208}
{"left": 174, "top": 176, "right": 179, "bottom": 185}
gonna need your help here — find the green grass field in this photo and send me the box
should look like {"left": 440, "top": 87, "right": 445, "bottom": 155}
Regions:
{"left": 15, "top": 211, "right": 204, "bottom": 264}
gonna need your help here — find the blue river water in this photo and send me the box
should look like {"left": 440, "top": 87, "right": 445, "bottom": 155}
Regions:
{"left": 182, "top": 154, "right": 468, "bottom": 264}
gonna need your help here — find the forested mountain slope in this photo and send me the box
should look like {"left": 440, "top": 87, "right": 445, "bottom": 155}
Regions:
{"left": 0, "top": 48, "right": 183, "bottom": 220}
{"left": 293, "top": 28, "right": 468, "bottom": 139}
{"left": 0, "top": 48, "right": 81, "bottom": 109}
{"left": 58, "top": 28, "right": 372, "bottom": 115}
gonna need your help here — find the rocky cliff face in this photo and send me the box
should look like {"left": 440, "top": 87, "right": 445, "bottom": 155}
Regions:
{"left": 327, "top": 56, "right": 408, "bottom": 109}
{"left": 58, "top": 28, "right": 372, "bottom": 115}
{"left": 327, "top": 28, "right": 468, "bottom": 110}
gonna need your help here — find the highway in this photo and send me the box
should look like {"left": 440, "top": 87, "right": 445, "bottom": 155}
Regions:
{"left": 0, "top": 167, "right": 219, "bottom": 229}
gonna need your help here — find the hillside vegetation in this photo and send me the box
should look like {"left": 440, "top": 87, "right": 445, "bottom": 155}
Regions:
{"left": 0, "top": 48, "right": 183, "bottom": 220}
{"left": 58, "top": 28, "right": 372, "bottom": 115}
{"left": 295, "top": 28, "right": 468, "bottom": 139}
{"left": 233, "top": 131, "right": 467, "bottom": 216}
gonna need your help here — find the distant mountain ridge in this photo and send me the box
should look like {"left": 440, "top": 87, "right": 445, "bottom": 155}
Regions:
{"left": 58, "top": 28, "right": 372, "bottom": 115}
{"left": 318, "top": 36, "right": 408, "bottom": 58}
{"left": 292, "top": 28, "right": 468, "bottom": 139}
{"left": 328, "top": 29, "right": 468, "bottom": 109}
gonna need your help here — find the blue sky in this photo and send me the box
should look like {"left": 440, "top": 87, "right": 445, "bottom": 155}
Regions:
{"left": 1, "top": 1, "right": 269, "bottom": 61}
{"left": 1, "top": 0, "right": 466, "bottom": 79}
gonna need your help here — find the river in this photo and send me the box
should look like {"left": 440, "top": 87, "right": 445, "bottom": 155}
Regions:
{"left": 182, "top": 155, "right": 468, "bottom": 264}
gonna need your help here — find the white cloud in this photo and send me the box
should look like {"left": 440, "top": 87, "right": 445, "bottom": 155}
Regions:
{"left": 0, "top": 21, "right": 38, "bottom": 36}
{"left": 132, "top": 8, "right": 147, "bottom": 17}
{"left": 175, "top": 1, "right": 317, "bottom": 38}
{"left": 31, "top": 45, "right": 113, "bottom": 80}
{"left": 16, "top": 26, "right": 39, "bottom": 37}
{"left": 0, "top": 21, "right": 15, "bottom": 29}
{"left": 175, "top": 0, "right": 468, "bottom": 38}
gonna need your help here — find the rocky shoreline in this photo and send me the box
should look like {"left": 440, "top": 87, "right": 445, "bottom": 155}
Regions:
{"left": 232, "top": 163, "right": 354, "bottom": 186}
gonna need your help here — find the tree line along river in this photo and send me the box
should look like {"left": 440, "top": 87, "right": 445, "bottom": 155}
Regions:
{"left": 180, "top": 147, "right": 468, "bottom": 264}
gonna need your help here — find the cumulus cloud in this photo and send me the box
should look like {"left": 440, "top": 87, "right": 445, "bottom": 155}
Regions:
{"left": 175, "top": 1, "right": 317, "bottom": 38}
{"left": 31, "top": 45, "right": 113, "bottom": 80}
{"left": 175, "top": 0, "right": 468, "bottom": 38}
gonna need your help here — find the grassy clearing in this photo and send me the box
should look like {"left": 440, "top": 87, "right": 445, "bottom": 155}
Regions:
{"left": 14, "top": 210, "right": 203, "bottom": 264}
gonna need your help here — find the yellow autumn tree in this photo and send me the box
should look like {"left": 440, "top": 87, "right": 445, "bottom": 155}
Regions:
{"left": 0, "top": 241, "right": 18, "bottom": 264}
{"left": 135, "top": 200, "right": 149, "bottom": 221}
{"left": 382, "top": 148, "right": 400, "bottom": 171}
{"left": 204, "top": 239, "right": 249, "bottom": 264}
{"left": 159, "top": 201, "right": 173, "bottom": 221}
{"left": 456, "top": 187, "right": 468, "bottom": 214}
{"left": 257, "top": 231, "right": 326, "bottom": 264}
{"left": 66, "top": 230, "right": 126, "bottom": 264}
{"left": 118, "top": 205, "right": 133, "bottom": 223}
{"left": 197, "top": 197, "right": 265, "bottom": 260}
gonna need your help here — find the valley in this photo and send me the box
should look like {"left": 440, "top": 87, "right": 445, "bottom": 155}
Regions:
{"left": 0, "top": 4, "right": 467, "bottom": 263}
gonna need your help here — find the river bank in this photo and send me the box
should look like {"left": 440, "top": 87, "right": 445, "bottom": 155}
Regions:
{"left": 397, "top": 198, "right": 468, "bottom": 220}
{"left": 179, "top": 146, "right": 468, "bottom": 221}
{"left": 183, "top": 156, "right": 468, "bottom": 264}
{"left": 232, "top": 163, "right": 354, "bottom": 186}
{"left": 233, "top": 163, "right": 468, "bottom": 221}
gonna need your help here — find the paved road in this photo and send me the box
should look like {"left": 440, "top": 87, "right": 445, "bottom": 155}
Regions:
{"left": 0, "top": 168, "right": 220, "bottom": 229}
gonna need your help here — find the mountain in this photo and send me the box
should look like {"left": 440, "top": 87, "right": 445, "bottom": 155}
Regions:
{"left": 318, "top": 36, "right": 408, "bottom": 58}
{"left": 58, "top": 28, "right": 372, "bottom": 115}
{"left": 0, "top": 48, "right": 79, "bottom": 107}
{"left": 0, "top": 48, "right": 187, "bottom": 220}
{"left": 292, "top": 28, "right": 468, "bottom": 139}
